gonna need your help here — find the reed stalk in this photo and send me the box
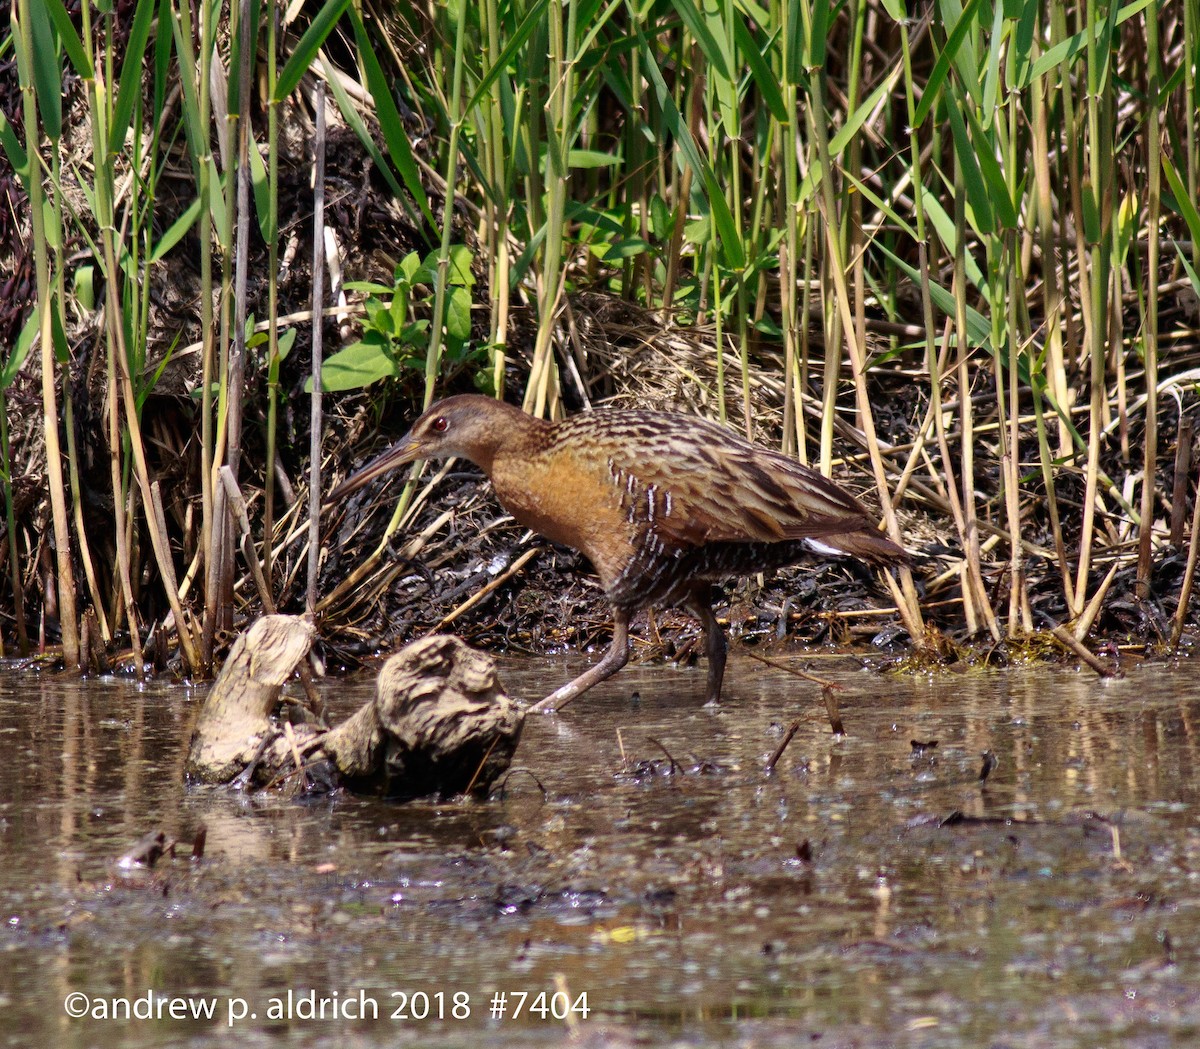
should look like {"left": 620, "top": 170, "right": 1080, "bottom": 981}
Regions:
{"left": 0, "top": 387, "right": 29, "bottom": 655}
{"left": 14, "top": 0, "right": 80, "bottom": 668}
{"left": 307, "top": 81, "right": 327, "bottom": 615}
{"left": 1136, "top": 3, "right": 1162, "bottom": 598}
{"left": 264, "top": 0, "right": 282, "bottom": 591}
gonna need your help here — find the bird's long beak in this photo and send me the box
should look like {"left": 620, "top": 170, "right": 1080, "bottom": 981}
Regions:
{"left": 326, "top": 432, "right": 423, "bottom": 503}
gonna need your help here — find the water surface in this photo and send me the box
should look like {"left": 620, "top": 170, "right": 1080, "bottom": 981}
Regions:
{"left": 1, "top": 652, "right": 1197, "bottom": 1047}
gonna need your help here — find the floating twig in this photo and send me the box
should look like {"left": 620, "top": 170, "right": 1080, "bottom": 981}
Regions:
{"left": 765, "top": 717, "right": 802, "bottom": 773}
{"left": 743, "top": 649, "right": 843, "bottom": 689}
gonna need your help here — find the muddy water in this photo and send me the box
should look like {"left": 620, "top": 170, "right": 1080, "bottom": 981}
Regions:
{"left": 1, "top": 653, "right": 1198, "bottom": 1048}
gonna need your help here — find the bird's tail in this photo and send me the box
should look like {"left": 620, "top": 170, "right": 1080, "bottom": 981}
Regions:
{"left": 807, "top": 529, "right": 910, "bottom": 566}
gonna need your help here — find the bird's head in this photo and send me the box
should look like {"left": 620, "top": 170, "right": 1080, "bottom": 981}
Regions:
{"left": 327, "top": 394, "right": 535, "bottom": 501}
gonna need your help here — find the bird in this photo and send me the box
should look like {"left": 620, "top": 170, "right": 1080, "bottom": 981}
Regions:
{"left": 329, "top": 394, "right": 908, "bottom": 711}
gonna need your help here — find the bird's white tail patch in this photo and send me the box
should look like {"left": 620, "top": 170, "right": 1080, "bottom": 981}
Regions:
{"left": 803, "top": 537, "right": 848, "bottom": 558}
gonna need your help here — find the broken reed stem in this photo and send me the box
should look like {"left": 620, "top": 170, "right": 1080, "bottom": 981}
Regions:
{"left": 307, "top": 81, "right": 327, "bottom": 616}
{"left": 424, "top": 546, "right": 541, "bottom": 635}
{"left": 822, "top": 685, "right": 844, "bottom": 736}
{"left": 149, "top": 480, "right": 194, "bottom": 642}
{"left": 219, "top": 467, "right": 274, "bottom": 613}
{"left": 1073, "top": 562, "right": 1119, "bottom": 642}
{"left": 1051, "top": 624, "right": 1117, "bottom": 678}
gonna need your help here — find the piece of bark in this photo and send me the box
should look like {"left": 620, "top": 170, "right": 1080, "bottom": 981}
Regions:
{"left": 322, "top": 634, "right": 523, "bottom": 799}
{"left": 186, "top": 615, "right": 317, "bottom": 783}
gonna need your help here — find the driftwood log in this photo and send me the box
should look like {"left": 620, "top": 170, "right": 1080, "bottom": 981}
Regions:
{"left": 186, "top": 616, "right": 523, "bottom": 799}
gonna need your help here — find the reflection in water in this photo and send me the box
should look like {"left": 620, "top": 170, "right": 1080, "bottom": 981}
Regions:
{"left": 1, "top": 655, "right": 1198, "bottom": 1048}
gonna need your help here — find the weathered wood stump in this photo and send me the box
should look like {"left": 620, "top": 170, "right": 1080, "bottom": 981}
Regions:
{"left": 186, "top": 616, "right": 319, "bottom": 784}
{"left": 186, "top": 615, "right": 523, "bottom": 799}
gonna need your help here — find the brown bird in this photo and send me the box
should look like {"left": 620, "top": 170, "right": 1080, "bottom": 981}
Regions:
{"left": 331, "top": 394, "right": 907, "bottom": 711}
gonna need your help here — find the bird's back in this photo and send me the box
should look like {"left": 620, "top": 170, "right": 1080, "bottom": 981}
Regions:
{"left": 518, "top": 408, "right": 905, "bottom": 608}
{"left": 552, "top": 409, "right": 880, "bottom": 543}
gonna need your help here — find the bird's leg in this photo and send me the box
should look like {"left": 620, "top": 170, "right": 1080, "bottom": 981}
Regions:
{"left": 686, "top": 587, "right": 727, "bottom": 705}
{"left": 528, "top": 607, "right": 631, "bottom": 714}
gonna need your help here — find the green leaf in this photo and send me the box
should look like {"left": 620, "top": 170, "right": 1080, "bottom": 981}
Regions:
{"left": 944, "top": 92, "right": 994, "bottom": 234}
{"left": 73, "top": 265, "right": 95, "bottom": 311}
{"left": 154, "top": 0, "right": 172, "bottom": 118}
{"left": 913, "top": 0, "right": 982, "bottom": 128}
{"left": 965, "top": 106, "right": 1016, "bottom": 229}
{"left": 248, "top": 136, "right": 272, "bottom": 243}
{"left": 1113, "top": 191, "right": 1138, "bottom": 268}
{"left": 876, "top": 240, "right": 992, "bottom": 348}
{"left": 149, "top": 196, "right": 202, "bottom": 263}
{"left": 0, "top": 311, "right": 38, "bottom": 391}
{"left": 590, "top": 237, "right": 650, "bottom": 261}
{"left": 638, "top": 37, "right": 745, "bottom": 270}
{"left": 168, "top": 3, "right": 207, "bottom": 165}
{"left": 668, "top": 0, "right": 733, "bottom": 82}
{"left": 275, "top": 0, "right": 352, "bottom": 102}
{"left": 568, "top": 149, "right": 621, "bottom": 168}
{"left": 1173, "top": 243, "right": 1200, "bottom": 301}
{"left": 980, "top": 0, "right": 1005, "bottom": 125}
{"left": 344, "top": 279, "right": 396, "bottom": 296}
{"left": 938, "top": 0, "right": 982, "bottom": 101}
{"left": 40, "top": 0, "right": 91, "bottom": 78}
{"left": 921, "top": 194, "right": 986, "bottom": 291}
{"left": 109, "top": 0, "right": 157, "bottom": 154}
{"left": 50, "top": 297, "right": 70, "bottom": 365}
{"left": 347, "top": 7, "right": 433, "bottom": 228}
{"left": 1030, "top": 0, "right": 1154, "bottom": 80}
{"left": 1008, "top": 0, "right": 1036, "bottom": 89}
{"left": 1081, "top": 180, "right": 1101, "bottom": 244}
{"left": 564, "top": 200, "right": 629, "bottom": 239}
{"left": 309, "top": 335, "right": 399, "bottom": 392}
{"left": 650, "top": 194, "right": 672, "bottom": 240}
{"left": 28, "top": 0, "right": 64, "bottom": 142}
{"left": 41, "top": 197, "right": 62, "bottom": 250}
{"left": 276, "top": 327, "right": 298, "bottom": 362}
{"left": 445, "top": 285, "right": 472, "bottom": 343}
{"left": 808, "top": 0, "right": 831, "bottom": 66}
{"left": 732, "top": 17, "right": 787, "bottom": 123}
{"left": 447, "top": 244, "right": 475, "bottom": 286}
{"left": 784, "top": 0, "right": 804, "bottom": 84}
{"left": 829, "top": 63, "right": 903, "bottom": 158}
{"left": 398, "top": 252, "right": 423, "bottom": 283}
{"left": 1162, "top": 155, "right": 1200, "bottom": 245}
{"left": 684, "top": 215, "right": 712, "bottom": 245}
{"left": 0, "top": 109, "right": 29, "bottom": 183}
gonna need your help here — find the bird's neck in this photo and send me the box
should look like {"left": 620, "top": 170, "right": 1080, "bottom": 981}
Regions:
{"left": 469, "top": 402, "right": 554, "bottom": 475}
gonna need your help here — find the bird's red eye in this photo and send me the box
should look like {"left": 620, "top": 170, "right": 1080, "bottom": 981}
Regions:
{"left": 432, "top": 416, "right": 449, "bottom": 433}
